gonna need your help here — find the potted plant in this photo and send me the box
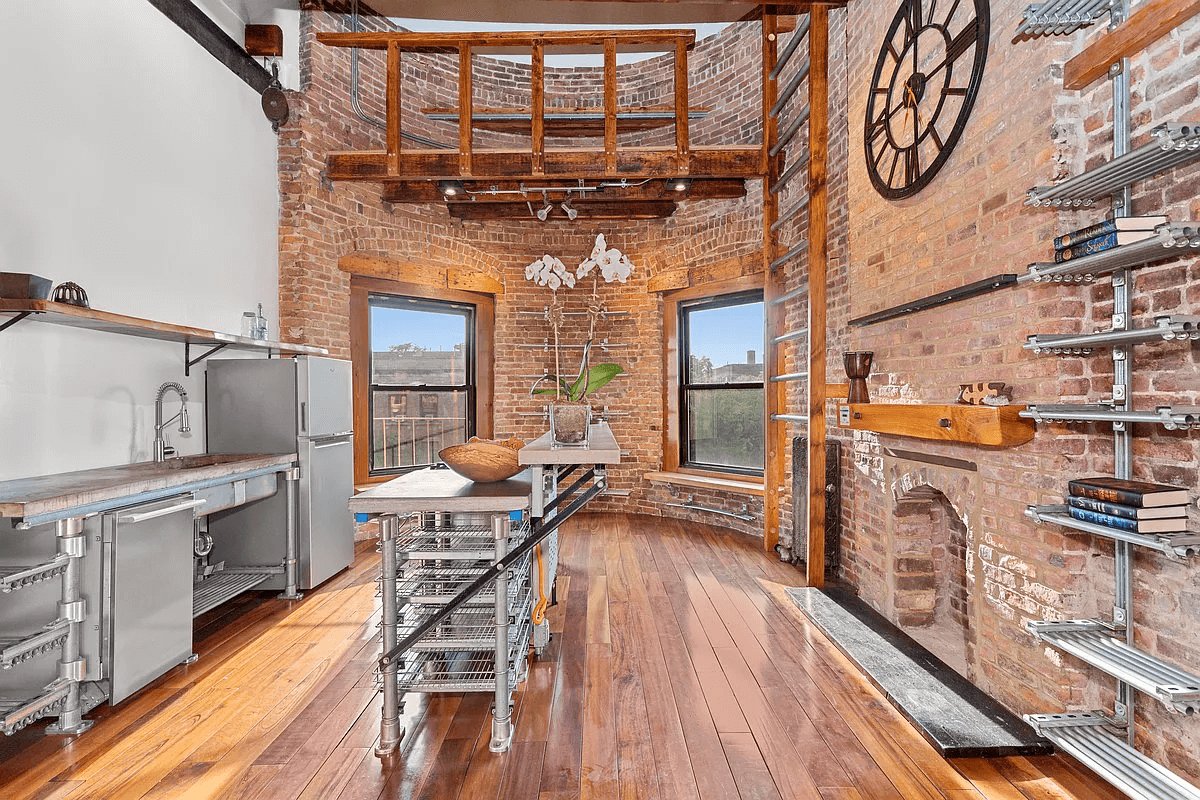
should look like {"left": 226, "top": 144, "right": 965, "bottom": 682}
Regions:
{"left": 524, "top": 235, "right": 634, "bottom": 446}
{"left": 529, "top": 340, "right": 623, "bottom": 445}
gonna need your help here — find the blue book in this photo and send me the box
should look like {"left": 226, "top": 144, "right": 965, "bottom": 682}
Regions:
{"left": 1054, "top": 215, "right": 1167, "bottom": 250}
{"left": 1066, "top": 495, "right": 1186, "bottom": 520}
{"left": 1054, "top": 230, "right": 1158, "bottom": 263}
{"left": 1067, "top": 505, "right": 1188, "bottom": 534}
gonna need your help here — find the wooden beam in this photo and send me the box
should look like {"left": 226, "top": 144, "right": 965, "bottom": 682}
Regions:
{"left": 647, "top": 252, "right": 764, "bottom": 293}
{"left": 244, "top": 24, "right": 283, "bottom": 57}
{"left": 447, "top": 200, "right": 677, "bottom": 220}
{"left": 647, "top": 269, "right": 690, "bottom": 293}
{"left": 386, "top": 42, "right": 400, "bottom": 176}
{"left": 381, "top": 177, "right": 746, "bottom": 204}
{"left": 762, "top": 13, "right": 785, "bottom": 557}
{"left": 1064, "top": 0, "right": 1200, "bottom": 89}
{"left": 458, "top": 45, "right": 473, "bottom": 176}
{"left": 315, "top": 29, "right": 697, "bottom": 52}
{"left": 338, "top": 254, "right": 504, "bottom": 295}
{"left": 147, "top": 0, "right": 272, "bottom": 93}
{"left": 674, "top": 37, "right": 690, "bottom": 169}
{"left": 421, "top": 105, "right": 713, "bottom": 137}
{"left": 327, "top": 146, "right": 763, "bottom": 181}
{"left": 805, "top": 6, "right": 829, "bottom": 588}
{"left": 604, "top": 39, "right": 618, "bottom": 175}
{"left": 532, "top": 43, "right": 545, "bottom": 176}
{"left": 837, "top": 404, "right": 1036, "bottom": 447}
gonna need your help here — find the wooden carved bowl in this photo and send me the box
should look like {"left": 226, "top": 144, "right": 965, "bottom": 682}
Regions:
{"left": 438, "top": 437, "right": 525, "bottom": 483}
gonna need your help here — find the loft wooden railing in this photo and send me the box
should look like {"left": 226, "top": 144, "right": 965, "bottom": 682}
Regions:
{"left": 315, "top": 29, "right": 765, "bottom": 183}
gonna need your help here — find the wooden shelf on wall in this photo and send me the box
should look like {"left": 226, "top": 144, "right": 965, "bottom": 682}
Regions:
{"left": 837, "top": 403, "right": 1036, "bottom": 447}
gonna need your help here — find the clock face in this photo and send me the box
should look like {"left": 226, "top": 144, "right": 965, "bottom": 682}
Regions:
{"left": 864, "top": 0, "right": 990, "bottom": 199}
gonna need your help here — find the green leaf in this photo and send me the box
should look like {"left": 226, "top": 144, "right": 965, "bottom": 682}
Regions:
{"left": 578, "top": 363, "right": 623, "bottom": 400}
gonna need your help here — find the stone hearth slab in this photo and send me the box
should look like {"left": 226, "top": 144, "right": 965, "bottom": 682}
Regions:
{"left": 786, "top": 586, "right": 1052, "bottom": 758}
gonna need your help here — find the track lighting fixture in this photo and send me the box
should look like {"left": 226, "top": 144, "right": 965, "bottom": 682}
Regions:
{"left": 560, "top": 200, "right": 578, "bottom": 220}
{"left": 437, "top": 180, "right": 465, "bottom": 197}
{"left": 535, "top": 192, "right": 553, "bottom": 221}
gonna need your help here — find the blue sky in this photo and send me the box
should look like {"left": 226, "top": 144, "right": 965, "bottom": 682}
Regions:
{"left": 372, "top": 299, "right": 765, "bottom": 368}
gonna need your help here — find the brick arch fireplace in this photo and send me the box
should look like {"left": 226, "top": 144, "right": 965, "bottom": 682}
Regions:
{"left": 883, "top": 453, "right": 982, "bottom": 681}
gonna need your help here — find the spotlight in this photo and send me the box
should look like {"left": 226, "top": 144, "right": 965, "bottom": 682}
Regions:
{"left": 668, "top": 177, "right": 692, "bottom": 193}
{"left": 560, "top": 201, "right": 578, "bottom": 220}
{"left": 437, "top": 180, "right": 465, "bottom": 197}
{"left": 535, "top": 191, "right": 552, "bottom": 221}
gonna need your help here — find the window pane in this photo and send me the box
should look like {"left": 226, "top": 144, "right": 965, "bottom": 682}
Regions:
{"left": 371, "top": 389, "right": 468, "bottom": 472}
{"left": 370, "top": 302, "right": 468, "bottom": 385}
{"left": 686, "top": 387, "right": 764, "bottom": 470}
{"left": 685, "top": 300, "right": 764, "bottom": 384}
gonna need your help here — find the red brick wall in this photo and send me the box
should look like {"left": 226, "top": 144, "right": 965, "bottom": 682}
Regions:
{"left": 282, "top": 2, "right": 1200, "bottom": 779}
{"left": 838, "top": 0, "right": 1200, "bottom": 778}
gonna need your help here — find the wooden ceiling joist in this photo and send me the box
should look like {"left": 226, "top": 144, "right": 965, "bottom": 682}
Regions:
{"left": 326, "top": 147, "right": 761, "bottom": 182}
{"left": 420, "top": 106, "right": 712, "bottom": 137}
{"left": 315, "top": 29, "right": 697, "bottom": 54}
{"left": 380, "top": 177, "right": 746, "bottom": 204}
{"left": 447, "top": 200, "right": 678, "bottom": 220}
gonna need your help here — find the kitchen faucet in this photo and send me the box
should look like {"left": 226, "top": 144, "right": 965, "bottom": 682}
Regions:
{"left": 153, "top": 382, "right": 190, "bottom": 462}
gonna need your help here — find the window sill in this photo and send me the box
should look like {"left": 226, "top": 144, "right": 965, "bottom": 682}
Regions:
{"left": 644, "top": 470, "right": 765, "bottom": 497}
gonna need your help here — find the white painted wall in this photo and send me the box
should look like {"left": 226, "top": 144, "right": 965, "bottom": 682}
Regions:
{"left": 0, "top": 0, "right": 280, "bottom": 480}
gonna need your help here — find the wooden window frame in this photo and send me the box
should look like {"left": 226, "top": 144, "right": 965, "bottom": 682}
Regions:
{"left": 349, "top": 275, "right": 494, "bottom": 486}
{"left": 662, "top": 273, "right": 765, "bottom": 480}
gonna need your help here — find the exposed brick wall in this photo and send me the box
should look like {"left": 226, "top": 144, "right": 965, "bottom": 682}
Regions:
{"left": 838, "top": 0, "right": 1200, "bottom": 780}
{"left": 282, "top": 1, "right": 1200, "bottom": 781}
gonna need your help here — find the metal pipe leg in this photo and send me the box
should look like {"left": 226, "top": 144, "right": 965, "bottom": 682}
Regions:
{"left": 376, "top": 514, "right": 404, "bottom": 755}
{"left": 489, "top": 513, "right": 514, "bottom": 752}
{"left": 46, "top": 517, "right": 92, "bottom": 735}
{"left": 278, "top": 467, "right": 303, "bottom": 600}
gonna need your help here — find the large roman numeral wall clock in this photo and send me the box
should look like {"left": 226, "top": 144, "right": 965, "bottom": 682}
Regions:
{"left": 864, "top": 0, "right": 990, "bottom": 199}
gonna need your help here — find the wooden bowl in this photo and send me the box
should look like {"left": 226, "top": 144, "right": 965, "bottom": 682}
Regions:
{"left": 438, "top": 438, "right": 525, "bottom": 483}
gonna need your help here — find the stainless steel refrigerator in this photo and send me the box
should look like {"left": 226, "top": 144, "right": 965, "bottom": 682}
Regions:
{"left": 205, "top": 356, "right": 354, "bottom": 589}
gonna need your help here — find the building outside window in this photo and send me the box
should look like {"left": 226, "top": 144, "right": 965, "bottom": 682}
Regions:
{"left": 678, "top": 290, "right": 765, "bottom": 475}
{"left": 368, "top": 294, "right": 475, "bottom": 475}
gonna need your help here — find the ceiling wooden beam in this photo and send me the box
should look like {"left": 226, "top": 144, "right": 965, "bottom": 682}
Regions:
{"left": 328, "top": 146, "right": 762, "bottom": 182}
{"left": 380, "top": 177, "right": 746, "bottom": 203}
{"left": 147, "top": 0, "right": 272, "bottom": 93}
{"left": 447, "top": 200, "right": 678, "bottom": 219}
{"left": 316, "top": 29, "right": 696, "bottom": 54}
{"left": 1064, "top": 0, "right": 1200, "bottom": 89}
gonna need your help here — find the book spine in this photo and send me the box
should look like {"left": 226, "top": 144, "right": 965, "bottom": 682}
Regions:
{"left": 1066, "top": 495, "right": 1138, "bottom": 519}
{"left": 1067, "top": 480, "right": 1148, "bottom": 507}
{"left": 1055, "top": 219, "right": 1117, "bottom": 250}
{"left": 1067, "top": 506, "right": 1140, "bottom": 532}
{"left": 1054, "top": 232, "right": 1119, "bottom": 263}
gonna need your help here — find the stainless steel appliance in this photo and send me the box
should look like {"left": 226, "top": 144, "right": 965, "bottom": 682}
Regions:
{"left": 205, "top": 356, "right": 354, "bottom": 589}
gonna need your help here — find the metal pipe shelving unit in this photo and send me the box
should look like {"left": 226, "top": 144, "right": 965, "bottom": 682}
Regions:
{"left": 1020, "top": 10, "right": 1200, "bottom": 795}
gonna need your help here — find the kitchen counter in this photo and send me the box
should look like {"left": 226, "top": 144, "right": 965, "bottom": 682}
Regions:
{"left": 349, "top": 466, "right": 533, "bottom": 515}
{"left": 0, "top": 453, "right": 297, "bottom": 527}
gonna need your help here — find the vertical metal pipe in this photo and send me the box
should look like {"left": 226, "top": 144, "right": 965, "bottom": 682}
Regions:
{"left": 1108, "top": 0, "right": 1135, "bottom": 739}
{"left": 489, "top": 513, "right": 514, "bottom": 752}
{"left": 375, "top": 514, "right": 403, "bottom": 755}
{"left": 278, "top": 468, "right": 302, "bottom": 600}
{"left": 46, "top": 517, "right": 92, "bottom": 734}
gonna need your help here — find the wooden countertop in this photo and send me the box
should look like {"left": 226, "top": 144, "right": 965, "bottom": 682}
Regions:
{"left": 519, "top": 422, "right": 622, "bottom": 466}
{"left": 349, "top": 467, "right": 533, "bottom": 514}
{"left": 0, "top": 453, "right": 297, "bottom": 525}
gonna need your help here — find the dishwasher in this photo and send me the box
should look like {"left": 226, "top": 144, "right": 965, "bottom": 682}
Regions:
{"left": 100, "top": 493, "right": 201, "bottom": 704}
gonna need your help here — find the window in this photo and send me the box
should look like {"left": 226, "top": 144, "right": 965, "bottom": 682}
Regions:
{"left": 350, "top": 276, "right": 494, "bottom": 483}
{"left": 678, "top": 289, "right": 765, "bottom": 475}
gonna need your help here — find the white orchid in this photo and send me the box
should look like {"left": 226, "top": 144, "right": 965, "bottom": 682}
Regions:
{"left": 524, "top": 254, "right": 574, "bottom": 290}
{"left": 576, "top": 233, "right": 635, "bottom": 284}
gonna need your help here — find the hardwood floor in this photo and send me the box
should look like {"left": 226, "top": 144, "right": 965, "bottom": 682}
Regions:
{"left": 0, "top": 514, "right": 1125, "bottom": 800}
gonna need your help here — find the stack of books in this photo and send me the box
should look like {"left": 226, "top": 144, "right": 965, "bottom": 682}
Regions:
{"left": 1052, "top": 215, "right": 1168, "bottom": 263}
{"left": 1066, "top": 477, "right": 1190, "bottom": 534}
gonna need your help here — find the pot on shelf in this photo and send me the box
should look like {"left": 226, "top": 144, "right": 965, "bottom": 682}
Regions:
{"left": 549, "top": 402, "right": 591, "bottom": 447}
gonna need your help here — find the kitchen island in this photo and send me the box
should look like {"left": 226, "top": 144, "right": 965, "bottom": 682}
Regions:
{"left": 350, "top": 422, "right": 619, "bottom": 756}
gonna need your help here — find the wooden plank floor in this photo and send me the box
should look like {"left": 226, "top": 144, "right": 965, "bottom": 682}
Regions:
{"left": 0, "top": 514, "right": 1126, "bottom": 800}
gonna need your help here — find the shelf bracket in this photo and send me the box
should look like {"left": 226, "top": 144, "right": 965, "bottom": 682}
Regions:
{"left": 0, "top": 311, "right": 33, "bottom": 334}
{"left": 184, "top": 342, "right": 230, "bottom": 376}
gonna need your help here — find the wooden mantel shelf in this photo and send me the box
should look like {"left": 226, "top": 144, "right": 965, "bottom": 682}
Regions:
{"left": 837, "top": 403, "right": 1036, "bottom": 447}
{"left": 0, "top": 299, "right": 327, "bottom": 375}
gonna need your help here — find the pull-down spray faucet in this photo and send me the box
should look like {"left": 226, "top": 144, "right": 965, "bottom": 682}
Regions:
{"left": 153, "top": 382, "right": 190, "bottom": 462}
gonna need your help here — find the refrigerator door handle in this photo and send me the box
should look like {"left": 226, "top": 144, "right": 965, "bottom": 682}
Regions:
{"left": 313, "top": 438, "right": 352, "bottom": 450}
{"left": 300, "top": 402, "right": 307, "bottom": 435}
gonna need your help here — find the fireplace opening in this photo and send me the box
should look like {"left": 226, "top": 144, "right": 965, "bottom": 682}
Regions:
{"left": 891, "top": 485, "right": 973, "bottom": 681}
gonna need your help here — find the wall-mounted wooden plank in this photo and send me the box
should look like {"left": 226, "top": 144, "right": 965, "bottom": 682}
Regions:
{"left": 1064, "top": 0, "right": 1200, "bottom": 89}
{"left": 648, "top": 269, "right": 691, "bottom": 293}
{"left": 244, "top": 24, "right": 283, "bottom": 57}
{"left": 837, "top": 404, "right": 1036, "bottom": 447}
{"left": 337, "top": 254, "right": 504, "bottom": 295}
{"left": 647, "top": 253, "right": 764, "bottom": 294}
